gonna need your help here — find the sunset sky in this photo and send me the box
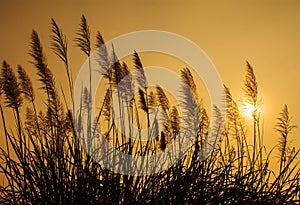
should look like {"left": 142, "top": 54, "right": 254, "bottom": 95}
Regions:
{"left": 0, "top": 0, "right": 299, "bottom": 155}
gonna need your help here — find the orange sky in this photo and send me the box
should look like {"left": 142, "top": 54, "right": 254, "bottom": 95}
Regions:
{"left": 0, "top": 0, "right": 299, "bottom": 157}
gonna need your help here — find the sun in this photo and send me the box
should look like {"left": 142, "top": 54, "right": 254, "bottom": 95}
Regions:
{"left": 241, "top": 102, "right": 262, "bottom": 119}
{"left": 242, "top": 103, "right": 255, "bottom": 119}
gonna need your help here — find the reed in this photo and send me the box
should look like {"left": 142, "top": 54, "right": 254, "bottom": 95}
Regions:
{"left": 0, "top": 16, "right": 298, "bottom": 204}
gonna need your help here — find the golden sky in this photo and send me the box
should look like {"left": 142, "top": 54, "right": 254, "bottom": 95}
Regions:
{"left": 0, "top": 0, "right": 299, "bottom": 154}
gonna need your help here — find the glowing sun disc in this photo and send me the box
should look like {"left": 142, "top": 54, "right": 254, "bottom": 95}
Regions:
{"left": 242, "top": 103, "right": 255, "bottom": 118}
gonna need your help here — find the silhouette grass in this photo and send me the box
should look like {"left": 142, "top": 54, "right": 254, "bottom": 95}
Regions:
{"left": 0, "top": 16, "right": 299, "bottom": 204}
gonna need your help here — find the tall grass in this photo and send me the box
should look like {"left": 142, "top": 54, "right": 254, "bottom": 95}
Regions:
{"left": 0, "top": 16, "right": 299, "bottom": 204}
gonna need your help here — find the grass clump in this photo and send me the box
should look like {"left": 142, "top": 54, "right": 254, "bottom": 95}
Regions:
{"left": 0, "top": 16, "right": 299, "bottom": 204}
